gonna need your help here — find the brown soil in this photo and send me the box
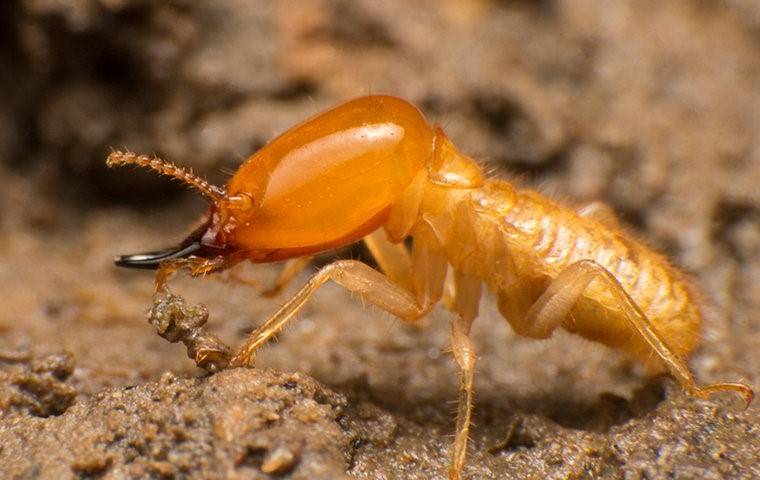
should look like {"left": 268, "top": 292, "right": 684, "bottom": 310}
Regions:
{"left": 1, "top": 1, "right": 758, "bottom": 479}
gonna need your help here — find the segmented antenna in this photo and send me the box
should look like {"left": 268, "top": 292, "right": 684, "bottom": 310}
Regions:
{"left": 106, "top": 150, "right": 227, "bottom": 202}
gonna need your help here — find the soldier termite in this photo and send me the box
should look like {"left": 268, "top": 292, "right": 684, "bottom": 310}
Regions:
{"left": 107, "top": 95, "right": 753, "bottom": 480}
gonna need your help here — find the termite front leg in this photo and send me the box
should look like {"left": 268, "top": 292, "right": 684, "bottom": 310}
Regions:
{"left": 260, "top": 256, "right": 314, "bottom": 297}
{"left": 229, "top": 260, "right": 432, "bottom": 367}
{"left": 217, "top": 256, "right": 314, "bottom": 297}
{"left": 230, "top": 222, "right": 448, "bottom": 367}
{"left": 509, "top": 260, "right": 753, "bottom": 405}
{"left": 154, "top": 256, "right": 230, "bottom": 292}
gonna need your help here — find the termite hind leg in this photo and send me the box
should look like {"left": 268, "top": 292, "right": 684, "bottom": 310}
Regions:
{"left": 229, "top": 260, "right": 431, "bottom": 368}
{"left": 448, "top": 270, "right": 482, "bottom": 480}
{"left": 690, "top": 382, "right": 753, "bottom": 406}
{"left": 506, "top": 261, "right": 599, "bottom": 339}
{"left": 578, "top": 262, "right": 753, "bottom": 406}
{"left": 522, "top": 260, "right": 753, "bottom": 406}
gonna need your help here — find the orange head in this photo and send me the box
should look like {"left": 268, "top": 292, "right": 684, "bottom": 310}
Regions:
{"left": 109, "top": 95, "right": 435, "bottom": 268}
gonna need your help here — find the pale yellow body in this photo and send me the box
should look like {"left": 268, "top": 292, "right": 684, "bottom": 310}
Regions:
{"left": 109, "top": 96, "right": 751, "bottom": 480}
{"left": 225, "top": 127, "right": 749, "bottom": 480}
{"left": 421, "top": 178, "right": 700, "bottom": 369}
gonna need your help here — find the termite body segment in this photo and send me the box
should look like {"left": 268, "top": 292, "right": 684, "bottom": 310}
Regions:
{"left": 108, "top": 95, "right": 753, "bottom": 480}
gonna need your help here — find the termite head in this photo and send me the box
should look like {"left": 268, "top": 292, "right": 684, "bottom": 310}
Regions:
{"left": 107, "top": 150, "right": 252, "bottom": 269}
{"left": 109, "top": 95, "right": 435, "bottom": 267}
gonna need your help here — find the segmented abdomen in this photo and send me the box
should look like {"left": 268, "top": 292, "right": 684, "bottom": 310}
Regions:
{"left": 440, "top": 179, "right": 702, "bottom": 364}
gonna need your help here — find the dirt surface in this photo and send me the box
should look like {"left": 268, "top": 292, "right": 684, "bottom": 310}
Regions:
{"left": 1, "top": 1, "right": 759, "bottom": 478}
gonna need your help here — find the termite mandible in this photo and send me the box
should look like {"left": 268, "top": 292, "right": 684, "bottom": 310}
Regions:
{"left": 108, "top": 95, "right": 753, "bottom": 480}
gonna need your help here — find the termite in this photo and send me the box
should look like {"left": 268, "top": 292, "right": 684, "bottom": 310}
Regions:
{"left": 107, "top": 95, "right": 753, "bottom": 480}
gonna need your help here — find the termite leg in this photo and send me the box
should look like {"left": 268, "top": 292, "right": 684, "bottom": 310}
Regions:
{"left": 217, "top": 256, "right": 313, "bottom": 297}
{"left": 220, "top": 269, "right": 262, "bottom": 289}
{"left": 448, "top": 270, "right": 482, "bottom": 480}
{"left": 512, "top": 260, "right": 753, "bottom": 406}
{"left": 230, "top": 224, "right": 448, "bottom": 367}
{"left": 229, "top": 260, "right": 429, "bottom": 367}
{"left": 154, "top": 257, "right": 223, "bottom": 292}
{"left": 411, "top": 222, "right": 449, "bottom": 308}
{"left": 363, "top": 229, "right": 426, "bottom": 329}
{"left": 363, "top": 229, "right": 414, "bottom": 292}
{"left": 261, "top": 256, "right": 314, "bottom": 297}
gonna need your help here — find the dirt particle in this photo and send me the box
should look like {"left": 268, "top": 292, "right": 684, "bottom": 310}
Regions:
{"left": 148, "top": 293, "right": 231, "bottom": 372}
{"left": 71, "top": 452, "right": 113, "bottom": 479}
{"left": 261, "top": 445, "right": 300, "bottom": 475}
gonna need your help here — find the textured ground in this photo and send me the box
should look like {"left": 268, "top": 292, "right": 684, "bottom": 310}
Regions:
{"left": 1, "top": 1, "right": 759, "bottom": 479}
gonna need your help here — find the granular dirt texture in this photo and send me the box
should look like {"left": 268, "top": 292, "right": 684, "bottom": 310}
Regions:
{"left": 1, "top": 368, "right": 351, "bottom": 479}
{"left": 0, "top": 350, "right": 77, "bottom": 417}
{"left": 1, "top": 1, "right": 759, "bottom": 479}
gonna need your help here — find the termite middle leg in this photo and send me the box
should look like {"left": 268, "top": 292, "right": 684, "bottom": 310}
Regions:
{"left": 508, "top": 260, "right": 753, "bottom": 405}
{"left": 448, "top": 270, "right": 482, "bottom": 480}
{"left": 364, "top": 229, "right": 430, "bottom": 332}
{"left": 363, "top": 228, "right": 414, "bottom": 292}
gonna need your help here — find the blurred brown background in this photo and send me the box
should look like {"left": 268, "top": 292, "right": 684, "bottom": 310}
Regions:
{"left": 1, "top": 1, "right": 759, "bottom": 478}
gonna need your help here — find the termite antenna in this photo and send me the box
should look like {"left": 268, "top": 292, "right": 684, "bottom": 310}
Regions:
{"left": 106, "top": 150, "right": 227, "bottom": 203}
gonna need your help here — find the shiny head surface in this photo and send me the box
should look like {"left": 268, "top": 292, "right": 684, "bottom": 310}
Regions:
{"left": 108, "top": 95, "right": 435, "bottom": 266}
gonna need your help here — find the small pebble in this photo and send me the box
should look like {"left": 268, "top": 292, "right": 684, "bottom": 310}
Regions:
{"left": 261, "top": 446, "right": 298, "bottom": 474}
